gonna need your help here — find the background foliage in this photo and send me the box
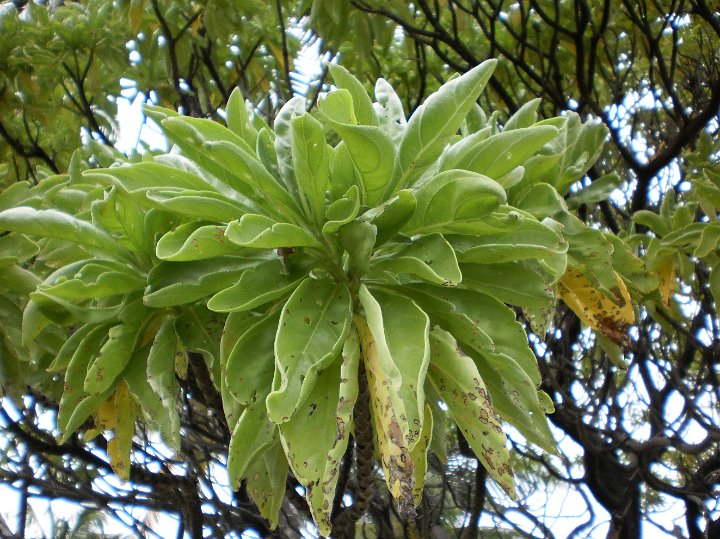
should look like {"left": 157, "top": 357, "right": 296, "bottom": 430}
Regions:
{"left": 0, "top": 1, "right": 718, "bottom": 538}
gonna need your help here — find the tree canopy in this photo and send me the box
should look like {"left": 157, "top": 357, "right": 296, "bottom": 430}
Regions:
{"left": 0, "top": 1, "right": 718, "bottom": 538}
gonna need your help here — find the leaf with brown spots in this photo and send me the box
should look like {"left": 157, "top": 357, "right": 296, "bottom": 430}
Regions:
{"left": 558, "top": 267, "right": 634, "bottom": 346}
{"left": 427, "top": 328, "right": 515, "bottom": 498}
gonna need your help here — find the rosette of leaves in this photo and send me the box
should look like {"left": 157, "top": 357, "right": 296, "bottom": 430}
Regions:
{"left": 0, "top": 59, "right": 631, "bottom": 535}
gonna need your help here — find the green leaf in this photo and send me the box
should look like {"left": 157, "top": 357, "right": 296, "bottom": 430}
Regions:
{"left": 175, "top": 306, "right": 225, "bottom": 383}
{"left": 0, "top": 233, "right": 38, "bottom": 268}
{"left": 207, "top": 259, "right": 305, "bottom": 312}
{"left": 273, "top": 96, "right": 307, "bottom": 197}
{"left": 227, "top": 399, "right": 277, "bottom": 490}
{"left": 37, "top": 260, "right": 145, "bottom": 301}
{"left": 389, "top": 60, "right": 497, "bottom": 195}
{"left": 156, "top": 222, "right": 245, "bottom": 261}
{"left": 360, "top": 286, "right": 430, "bottom": 451}
{"left": 322, "top": 185, "right": 361, "bottom": 238}
{"left": 403, "top": 170, "right": 506, "bottom": 235}
{"left": 0, "top": 207, "right": 131, "bottom": 260}
{"left": 451, "top": 218, "right": 567, "bottom": 263}
{"left": 225, "top": 214, "right": 321, "bottom": 249}
{"left": 57, "top": 323, "right": 112, "bottom": 436}
{"left": 328, "top": 63, "right": 378, "bottom": 126}
{"left": 244, "top": 439, "right": 288, "bottom": 529}
{"left": 125, "top": 342, "right": 180, "bottom": 452}
{"left": 338, "top": 220, "right": 376, "bottom": 275}
{"left": 279, "top": 331, "right": 360, "bottom": 535}
{"left": 372, "top": 233, "right": 462, "bottom": 285}
{"left": 84, "top": 162, "right": 216, "bottom": 194}
{"left": 459, "top": 262, "right": 553, "bottom": 308}
{"left": 160, "top": 117, "right": 301, "bottom": 221}
{"left": 47, "top": 324, "right": 95, "bottom": 372}
{"left": 320, "top": 90, "right": 396, "bottom": 206}
{"left": 226, "top": 87, "right": 259, "bottom": 148}
{"left": 566, "top": 173, "right": 622, "bottom": 209}
{"left": 291, "top": 113, "right": 330, "bottom": 224}
{"left": 442, "top": 126, "right": 559, "bottom": 184}
{"left": 145, "top": 189, "right": 248, "bottom": 222}
{"left": 503, "top": 98, "right": 541, "bottom": 130}
{"left": 374, "top": 78, "right": 406, "bottom": 145}
{"left": 84, "top": 300, "right": 148, "bottom": 396}
{"left": 428, "top": 327, "right": 515, "bottom": 497}
{"left": 143, "top": 317, "right": 181, "bottom": 451}
{"left": 266, "top": 278, "right": 351, "bottom": 423}
{"left": 144, "top": 256, "right": 264, "bottom": 308}
{"left": 359, "top": 189, "right": 416, "bottom": 246}
{"left": 224, "top": 310, "right": 278, "bottom": 405}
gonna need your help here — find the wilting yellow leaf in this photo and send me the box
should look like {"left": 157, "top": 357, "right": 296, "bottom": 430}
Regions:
{"left": 655, "top": 256, "right": 677, "bottom": 307}
{"left": 558, "top": 267, "right": 634, "bottom": 346}
{"left": 97, "top": 381, "right": 136, "bottom": 480}
{"left": 354, "top": 316, "right": 416, "bottom": 516}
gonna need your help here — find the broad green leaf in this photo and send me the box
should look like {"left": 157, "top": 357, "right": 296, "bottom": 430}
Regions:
{"left": 566, "top": 173, "right": 622, "bottom": 209}
{"left": 273, "top": 96, "right": 307, "bottom": 196}
{"left": 320, "top": 90, "right": 396, "bottom": 206}
{"left": 291, "top": 113, "right": 330, "bottom": 224}
{"left": 0, "top": 265, "right": 41, "bottom": 295}
{"left": 57, "top": 323, "right": 112, "bottom": 436}
{"left": 359, "top": 189, "right": 416, "bottom": 246}
{"left": 90, "top": 187, "right": 147, "bottom": 254}
{"left": 338, "top": 220, "right": 377, "bottom": 276}
{"left": 175, "top": 306, "right": 225, "bottom": 385}
{"left": 474, "top": 349, "right": 556, "bottom": 453}
{"left": 224, "top": 310, "right": 279, "bottom": 405}
{"left": 225, "top": 214, "right": 321, "bottom": 249}
{"left": 372, "top": 234, "right": 461, "bottom": 285}
{"left": 459, "top": 262, "right": 554, "bottom": 308}
{"left": 329, "top": 142, "right": 358, "bottom": 201}
{"left": 322, "top": 185, "right": 361, "bottom": 237}
{"left": 145, "top": 189, "right": 248, "bottom": 222}
{"left": 144, "top": 256, "right": 264, "bottom": 308}
{"left": 84, "top": 300, "right": 148, "bottom": 396}
{"left": 160, "top": 117, "right": 301, "bottom": 221}
{"left": 47, "top": 323, "right": 95, "bottom": 372}
{"left": 388, "top": 60, "right": 497, "bottom": 195}
{"left": 451, "top": 218, "right": 567, "bottom": 263}
{"left": 207, "top": 259, "right": 304, "bottom": 312}
{"left": 444, "top": 126, "right": 558, "bottom": 183}
{"left": 428, "top": 327, "right": 514, "bottom": 497}
{"left": 227, "top": 400, "right": 277, "bottom": 490}
{"left": 144, "top": 317, "right": 181, "bottom": 451}
{"left": 84, "top": 162, "right": 215, "bottom": 193}
{"left": 403, "top": 170, "right": 506, "bottom": 235}
{"left": 156, "top": 222, "right": 245, "bottom": 261}
{"left": 328, "top": 63, "right": 378, "bottom": 126}
{"left": 503, "top": 98, "right": 541, "bottom": 130}
{"left": 0, "top": 207, "right": 130, "bottom": 260}
{"left": 0, "top": 233, "right": 38, "bottom": 268}
{"left": 226, "top": 87, "right": 259, "bottom": 147}
{"left": 279, "top": 331, "right": 360, "bottom": 535}
{"left": 256, "top": 127, "right": 281, "bottom": 183}
{"left": 244, "top": 439, "right": 289, "bottom": 529}
{"left": 373, "top": 78, "right": 406, "bottom": 146}
{"left": 266, "top": 278, "right": 351, "bottom": 423}
{"left": 437, "top": 127, "right": 491, "bottom": 172}
{"left": 37, "top": 261, "right": 145, "bottom": 301}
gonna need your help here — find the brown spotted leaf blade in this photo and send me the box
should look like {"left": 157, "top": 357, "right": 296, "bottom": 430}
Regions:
{"left": 266, "top": 278, "right": 351, "bottom": 424}
{"left": 427, "top": 327, "right": 515, "bottom": 498}
{"left": 409, "top": 403, "right": 433, "bottom": 505}
{"left": 558, "top": 267, "right": 634, "bottom": 345}
{"left": 278, "top": 330, "right": 360, "bottom": 536}
{"left": 355, "top": 283, "right": 430, "bottom": 516}
{"left": 244, "top": 439, "right": 289, "bottom": 530}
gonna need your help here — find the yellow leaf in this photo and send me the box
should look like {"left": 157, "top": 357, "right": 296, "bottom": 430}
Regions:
{"left": 558, "top": 267, "right": 634, "bottom": 346}
{"left": 102, "top": 380, "right": 136, "bottom": 480}
{"left": 655, "top": 256, "right": 677, "bottom": 307}
{"left": 355, "top": 316, "right": 416, "bottom": 516}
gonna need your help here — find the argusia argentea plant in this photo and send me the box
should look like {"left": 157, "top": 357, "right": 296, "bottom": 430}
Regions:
{"left": 0, "top": 59, "right": 637, "bottom": 536}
